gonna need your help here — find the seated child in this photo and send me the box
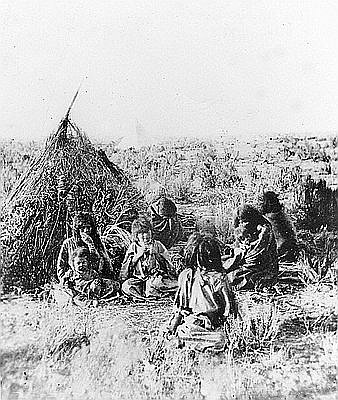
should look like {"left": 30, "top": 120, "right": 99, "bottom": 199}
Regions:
{"left": 120, "top": 218, "right": 178, "bottom": 299}
{"left": 163, "top": 233, "right": 238, "bottom": 352}
{"left": 62, "top": 247, "right": 119, "bottom": 306}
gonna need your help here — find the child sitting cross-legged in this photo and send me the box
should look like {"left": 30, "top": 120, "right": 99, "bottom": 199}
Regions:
{"left": 62, "top": 247, "right": 120, "bottom": 306}
{"left": 120, "top": 217, "right": 178, "bottom": 300}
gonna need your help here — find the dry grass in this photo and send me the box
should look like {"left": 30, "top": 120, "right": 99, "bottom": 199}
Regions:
{"left": 1, "top": 135, "right": 338, "bottom": 399}
{"left": 0, "top": 120, "right": 142, "bottom": 292}
{"left": 0, "top": 281, "right": 336, "bottom": 400}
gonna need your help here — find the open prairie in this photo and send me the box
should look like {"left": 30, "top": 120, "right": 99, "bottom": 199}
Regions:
{"left": 0, "top": 135, "right": 337, "bottom": 400}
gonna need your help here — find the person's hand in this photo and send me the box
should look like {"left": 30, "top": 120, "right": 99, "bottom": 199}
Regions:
{"left": 133, "top": 245, "right": 149, "bottom": 262}
{"left": 90, "top": 279, "right": 102, "bottom": 294}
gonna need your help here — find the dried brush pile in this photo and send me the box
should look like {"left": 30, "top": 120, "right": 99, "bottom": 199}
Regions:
{"left": 291, "top": 175, "right": 338, "bottom": 232}
{"left": 297, "top": 228, "right": 338, "bottom": 282}
{"left": 0, "top": 116, "right": 143, "bottom": 293}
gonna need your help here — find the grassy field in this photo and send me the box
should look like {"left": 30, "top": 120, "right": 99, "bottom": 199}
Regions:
{"left": 0, "top": 134, "right": 337, "bottom": 399}
{"left": 0, "top": 283, "right": 336, "bottom": 399}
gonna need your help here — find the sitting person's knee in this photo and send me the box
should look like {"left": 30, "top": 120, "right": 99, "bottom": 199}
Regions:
{"left": 215, "top": 331, "right": 226, "bottom": 346}
{"left": 121, "top": 280, "right": 131, "bottom": 294}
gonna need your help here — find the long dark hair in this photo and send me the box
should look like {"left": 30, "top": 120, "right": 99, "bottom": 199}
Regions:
{"left": 234, "top": 204, "right": 267, "bottom": 230}
{"left": 72, "top": 211, "right": 105, "bottom": 254}
{"left": 260, "top": 191, "right": 283, "bottom": 214}
{"left": 184, "top": 233, "right": 223, "bottom": 271}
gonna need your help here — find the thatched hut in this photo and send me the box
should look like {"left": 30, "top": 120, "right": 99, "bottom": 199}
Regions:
{"left": 0, "top": 114, "right": 143, "bottom": 292}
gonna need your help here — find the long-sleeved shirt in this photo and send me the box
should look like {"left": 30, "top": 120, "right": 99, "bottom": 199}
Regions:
{"left": 264, "top": 211, "right": 298, "bottom": 262}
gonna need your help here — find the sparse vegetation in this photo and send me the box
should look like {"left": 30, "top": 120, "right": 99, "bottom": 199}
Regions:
{"left": 0, "top": 134, "right": 337, "bottom": 399}
{"left": 0, "top": 283, "right": 336, "bottom": 399}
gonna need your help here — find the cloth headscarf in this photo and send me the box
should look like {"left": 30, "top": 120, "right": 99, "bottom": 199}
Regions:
{"left": 260, "top": 191, "right": 283, "bottom": 214}
{"left": 148, "top": 196, "right": 181, "bottom": 249}
{"left": 155, "top": 197, "right": 177, "bottom": 218}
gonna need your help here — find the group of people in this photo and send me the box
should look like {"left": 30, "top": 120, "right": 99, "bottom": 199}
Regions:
{"left": 57, "top": 195, "right": 183, "bottom": 305}
{"left": 56, "top": 191, "right": 299, "bottom": 351}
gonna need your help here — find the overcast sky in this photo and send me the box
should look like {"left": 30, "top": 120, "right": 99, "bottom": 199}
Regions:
{"left": 1, "top": 0, "right": 338, "bottom": 145}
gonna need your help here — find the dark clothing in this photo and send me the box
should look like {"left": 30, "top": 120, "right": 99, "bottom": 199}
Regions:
{"left": 264, "top": 211, "right": 299, "bottom": 262}
{"left": 226, "top": 222, "right": 279, "bottom": 290}
{"left": 148, "top": 197, "right": 182, "bottom": 249}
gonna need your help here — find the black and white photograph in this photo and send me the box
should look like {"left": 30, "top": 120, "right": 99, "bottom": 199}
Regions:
{"left": 0, "top": 1, "right": 337, "bottom": 399}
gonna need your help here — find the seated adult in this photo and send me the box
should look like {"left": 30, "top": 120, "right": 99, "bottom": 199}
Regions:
{"left": 163, "top": 233, "right": 238, "bottom": 352}
{"left": 224, "top": 204, "right": 279, "bottom": 290}
{"left": 120, "top": 217, "right": 178, "bottom": 300}
{"left": 57, "top": 212, "right": 113, "bottom": 285}
{"left": 260, "top": 191, "right": 299, "bottom": 263}
{"left": 60, "top": 247, "right": 119, "bottom": 306}
{"left": 148, "top": 195, "right": 182, "bottom": 249}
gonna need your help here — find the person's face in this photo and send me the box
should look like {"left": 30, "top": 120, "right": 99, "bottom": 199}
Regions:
{"left": 240, "top": 221, "right": 250, "bottom": 230}
{"left": 239, "top": 220, "right": 256, "bottom": 234}
{"left": 79, "top": 224, "right": 91, "bottom": 236}
{"left": 73, "top": 256, "right": 89, "bottom": 273}
{"left": 137, "top": 231, "right": 152, "bottom": 246}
